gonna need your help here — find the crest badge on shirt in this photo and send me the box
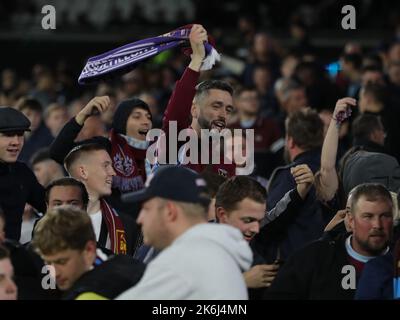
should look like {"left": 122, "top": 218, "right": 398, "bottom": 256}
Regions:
{"left": 114, "top": 153, "right": 135, "bottom": 177}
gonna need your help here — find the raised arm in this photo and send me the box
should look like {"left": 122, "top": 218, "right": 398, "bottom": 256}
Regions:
{"left": 261, "top": 164, "right": 314, "bottom": 228}
{"left": 319, "top": 97, "right": 356, "bottom": 201}
{"left": 49, "top": 96, "right": 110, "bottom": 164}
{"left": 162, "top": 24, "right": 208, "bottom": 131}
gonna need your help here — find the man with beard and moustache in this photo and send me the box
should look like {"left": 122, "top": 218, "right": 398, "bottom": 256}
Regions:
{"left": 0, "top": 107, "right": 46, "bottom": 242}
{"left": 254, "top": 108, "right": 324, "bottom": 263}
{"left": 154, "top": 24, "right": 236, "bottom": 177}
{"left": 265, "top": 183, "right": 393, "bottom": 300}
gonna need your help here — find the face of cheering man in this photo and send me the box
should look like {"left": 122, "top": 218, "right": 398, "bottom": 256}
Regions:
{"left": 82, "top": 150, "right": 115, "bottom": 199}
{"left": 192, "top": 89, "right": 234, "bottom": 132}
{"left": 68, "top": 148, "right": 116, "bottom": 200}
{"left": 0, "top": 131, "right": 24, "bottom": 163}
{"left": 125, "top": 107, "right": 152, "bottom": 141}
{"left": 217, "top": 197, "right": 265, "bottom": 242}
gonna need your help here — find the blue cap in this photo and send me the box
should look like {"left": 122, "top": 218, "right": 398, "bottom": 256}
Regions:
{"left": 121, "top": 166, "right": 210, "bottom": 206}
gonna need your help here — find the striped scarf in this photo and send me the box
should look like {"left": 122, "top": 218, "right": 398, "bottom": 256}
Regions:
{"left": 78, "top": 25, "right": 220, "bottom": 84}
{"left": 100, "top": 199, "right": 127, "bottom": 255}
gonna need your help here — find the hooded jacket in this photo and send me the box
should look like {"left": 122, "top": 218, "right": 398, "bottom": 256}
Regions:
{"left": 117, "top": 223, "right": 252, "bottom": 300}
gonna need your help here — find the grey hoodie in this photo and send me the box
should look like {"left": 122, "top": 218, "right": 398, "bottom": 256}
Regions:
{"left": 117, "top": 223, "right": 252, "bottom": 300}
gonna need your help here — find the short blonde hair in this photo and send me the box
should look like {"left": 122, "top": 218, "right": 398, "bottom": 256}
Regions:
{"left": 33, "top": 205, "right": 95, "bottom": 255}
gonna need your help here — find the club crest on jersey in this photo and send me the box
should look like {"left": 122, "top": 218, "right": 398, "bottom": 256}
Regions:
{"left": 114, "top": 153, "right": 135, "bottom": 176}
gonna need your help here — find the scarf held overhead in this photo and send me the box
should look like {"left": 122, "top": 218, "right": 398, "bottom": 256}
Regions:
{"left": 78, "top": 25, "right": 220, "bottom": 84}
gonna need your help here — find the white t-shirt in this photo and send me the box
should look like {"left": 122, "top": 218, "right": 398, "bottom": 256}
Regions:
{"left": 90, "top": 211, "right": 111, "bottom": 250}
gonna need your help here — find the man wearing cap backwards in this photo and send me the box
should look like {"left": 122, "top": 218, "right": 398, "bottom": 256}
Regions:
{"left": 117, "top": 166, "right": 252, "bottom": 300}
{"left": 0, "top": 107, "right": 46, "bottom": 241}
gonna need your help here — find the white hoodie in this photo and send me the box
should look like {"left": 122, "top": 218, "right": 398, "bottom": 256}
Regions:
{"left": 117, "top": 223, "right": 252, "bottom": 300}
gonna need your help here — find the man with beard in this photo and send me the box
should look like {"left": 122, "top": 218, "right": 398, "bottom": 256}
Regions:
{"left": 265, "top": 183, "right": 393, "bottom": 300}
{"left": 155, "top": 24, "right": 236, "bottom": 177}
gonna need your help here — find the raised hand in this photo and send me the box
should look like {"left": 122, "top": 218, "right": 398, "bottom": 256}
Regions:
{"left": 188, "top": 24, "right": 208, "bottom": 71}
{"left": 291, "top": 164, "right": 315, "bottom": 200}
{"left": 332, "top": 97, "right": 357, "bottom": 126}
{"left": 75, "top": 96, "right": 110, "bottom": 125}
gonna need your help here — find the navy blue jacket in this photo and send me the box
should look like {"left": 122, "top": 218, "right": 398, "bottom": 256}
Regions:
{"left": 257, "top": 148, "right": 326, "bottom": 262}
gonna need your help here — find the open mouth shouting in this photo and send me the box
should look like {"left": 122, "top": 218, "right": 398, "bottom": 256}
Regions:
{"left": 138, "top": 128, "right": 149, "bottom": 137}
{"left": 211, "top": 120, "right": 226, "bottom": 131}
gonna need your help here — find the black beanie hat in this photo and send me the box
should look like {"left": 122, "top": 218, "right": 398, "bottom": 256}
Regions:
{"left": 112, "top": 98, "right": 152, "bottom": 135}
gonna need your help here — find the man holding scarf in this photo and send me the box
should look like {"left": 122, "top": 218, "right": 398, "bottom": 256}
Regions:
{"left": 74, "top": 24, "right": 235, "bottom": 177}
{"left": 155, "top": 24, "right": 237, "bottom": 177}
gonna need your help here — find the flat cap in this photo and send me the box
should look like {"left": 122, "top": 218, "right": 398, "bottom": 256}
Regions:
{"left": 0, "top": 107, "right": 31, "bottom": 133}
